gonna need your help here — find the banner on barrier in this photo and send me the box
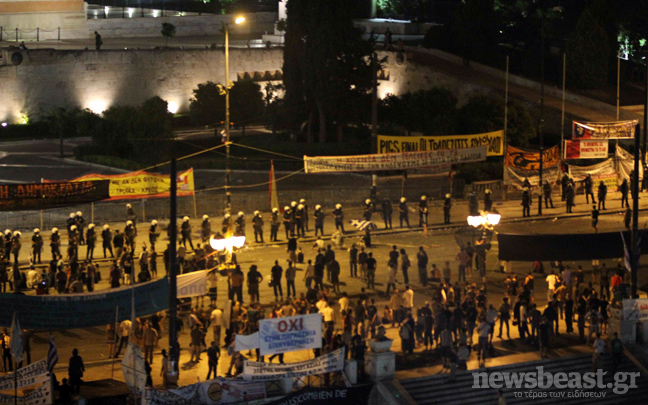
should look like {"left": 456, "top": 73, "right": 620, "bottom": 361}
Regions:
{"left": 0, "top": 360, "right": 48, "bottom": 391}
{"left": 265, "top": 385, "right": 375, "bottom": 405}
{"left": 0, "top": 181, "right": 110, "bottom": 211}
{"left": 377, "top": 130, "right": 504, "bottom": 156}
{"left": 235, "top": 332, "right": 260, "bottom": 352}
{"left": 616, "top": 145, "right": 644, "bottom": 181}
{"left": 567, "top": 159, "right": 616, "bottom": 181}
{"left": 503, "top": 166, "right": 561, "bottom": 190}
{"left": 56, "top": 168, "right": 195, "bottom": 200}
{"left": 622, "top": 298, "right": 648, "bottom": 320}
{"left": 243, "top": 348, "right": 345, "bottom": 381}
{"left": 504, "top": 145, "right": 560, "bottom": 170}
{"left": 0, "top": 278, "right": 169, "bottom": 330}
{"left": 142, "top": 377, "right": 266, "bottom": 404}
{"left": 564, "top": 140, "right": 608, "bottom": 159}
{"left": 304, "top": 146, "right": 487, "bottom": 173}
{"left": 0, "top": 380, "right": 52, "bottom": 405}
{"left": 258, "top": 313, "right": 322, "bottom": 356}
{"left": 573, "top": 120, "right": 638, "bottom": 140}
{"left": 177, "top": 270, "right": 207, "bottom": 298}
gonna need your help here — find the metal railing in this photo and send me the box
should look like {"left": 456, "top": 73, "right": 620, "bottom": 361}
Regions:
{"left": 0, "top": 27, "right": 61, "bottom": 42}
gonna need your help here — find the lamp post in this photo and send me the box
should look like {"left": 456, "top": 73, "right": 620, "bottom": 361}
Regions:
{"left": 224, "top": 16, "right": 245, "bottom": 217}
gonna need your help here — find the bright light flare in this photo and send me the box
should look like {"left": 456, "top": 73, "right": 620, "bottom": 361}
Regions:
{"left": 486, "top": 213, "right": 501, "bottom": 226}
{"left": 235, "top": 16, "right": 245, "bottom": 25}
{"left": 467, "top": 216, "right": 485, "bottom": 227}
{"left": 88, "top": 100, "right": 107, "bottom": 115}
{"left": 210, "top": 235, "right": 246, "bottom": 252}
{"left": 167, "top": 101, "right": 179, "bottom": 114}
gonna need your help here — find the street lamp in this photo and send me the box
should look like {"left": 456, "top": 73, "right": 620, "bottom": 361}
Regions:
{"left": 223, "top": 16, "right": 245, "bottom": 218}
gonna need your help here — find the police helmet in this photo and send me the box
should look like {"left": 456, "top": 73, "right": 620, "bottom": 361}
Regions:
{"left": 33, "top": 228, "right": 39, "bottom": 233}
{"left": 103, "top": 224, "right": 110, "bottom": 230}
{"left": 151, "top": 220, "right": 158, "bottom": 225}
{"left": 315, "top": 204, "right": 321, "bottom": 210}
{"left": 88, "top": 223, "right": 95, "bottom": 229}
{"left": 203, "top": 214, "right": 209, "bottom": 221}
{"left": 335, "top": 204, "right": 342, "bottom": 209}
{"left": 400, "top": 197, "right": 406, "bottom": 203}
{"left": 238, "top": 211, "right": 244, "bottom": 217}
{"left": 76, "top": 211, "right": 82, "bottom": 216}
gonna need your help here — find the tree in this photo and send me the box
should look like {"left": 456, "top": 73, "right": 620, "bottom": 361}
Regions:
{"left": 455, "top": 94, "right": 535, "bottom": 147}
{"left": 283, "top": 0, "right": 374, "bottom": 143}
{"left": 189, "top": 81, "right": 226, "bottom": 126}
{"left": 229, "top": 80, "right": 264, "bottom": 136}
{"left": 379, "top": 88, "right": 458, "bottom": 135}
{"left": 161, "top": 23, "right": 176, "bottom": 47}
{"left": 564, "top": 3, "right": 611, "bottom": 89}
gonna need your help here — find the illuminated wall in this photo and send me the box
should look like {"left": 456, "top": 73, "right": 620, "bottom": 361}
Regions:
{"left": 0, "top": 47, "right": 284, "bottom": 122}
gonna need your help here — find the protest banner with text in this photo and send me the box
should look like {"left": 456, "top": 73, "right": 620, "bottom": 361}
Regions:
{"left": 304, "top": 146, "right": 487, "bottom": 173}
{"left": 258, "top": 313, "right": 322, "bottom": 356}
{"left": 0, "top": 181, "right": 109, "bottom": 211}
{"left": 377, "top": 130, "right": 503, "bottom": 156}
{"left": 564, "top": 140, "right": 609, "bottom": 159}
{"left": 572, "top": 120, "right": 638, "bottom": 140}
{"left": 243, "top": 348, "right": 345, "bottom": 381}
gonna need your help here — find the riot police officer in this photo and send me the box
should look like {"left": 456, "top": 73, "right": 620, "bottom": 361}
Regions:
{"left": 399, "top": 197, "right": 409, "bottom": 228}
{"left": 253, "top": 211, "right": 264, "bottom": 243}
{"left": 235, "top": 212, "right": 246, "bottom": 237}
{"left": 149, "top": 220, "right": 159, "bottom": 247}
{"left": 201, "top": 215, "right": 211, "bottom": 243}
{"left": 443, "top": 193, "right": 452, "bottom": 224}
{"left": 300, "top": 198, "right": 309, "bottom": 231}
{"left": 283, "top": 206, "right": 292, "bottom": 239}
{"left": 314, "top": 204, "right": 325, "bottom": 236}
{"left": 363, "top": 199, "right": 373, "bottom": 221}
{"left": 181, "top": 216, "right": 194, "bottom": 250}
{"left": 419, "top": 196, "right": 428, "bottom": 227}
{"left": 222, "top": 214, "right": 231, "bottom": 235}
{"left": 333, "top": 204, "right": 345, "bottom": 233}
{"left": 270, "top": 208, "right": 280, "bottom": 241}
{"left": 296, "top": 204, "right": 306, "bottom": 237}
{"left": 484, "top": 189, "right": 493, "bottom": 212}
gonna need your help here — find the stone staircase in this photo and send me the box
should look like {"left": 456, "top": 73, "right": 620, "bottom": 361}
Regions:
{"left": 399, "top": 353, "right": 648, "bottom": 404}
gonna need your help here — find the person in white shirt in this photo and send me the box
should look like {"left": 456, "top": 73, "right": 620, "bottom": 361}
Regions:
{"left": 316, "top": 296, "right": 328, "bottom": 312}
{"left": 338, "top": 292, "right": 349, "bottom": 314}
{"left": 402, "top": 286, "right": 414, "bottom": 313}
{"left": 303, "top": 260, "right": 315, "bottom": 289}
{"left": 26, "top": 267, "right": 41, "bottom": 289}
{"left": 546, "top": 271, "right": 558, "bottom": 303}
{"left": 320, "top": 302, "right": 335, "bottom": 333}
{"left": 210, "top": 306, "right": 223, "bottom": 345}
{"left": 114, "top": 319, "right": 132, "bottom": 358}
{"left": 207, "top": 271, "right": 218, "bottom": 306}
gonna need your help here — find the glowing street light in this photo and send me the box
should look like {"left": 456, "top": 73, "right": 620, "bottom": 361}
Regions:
{"left": 235, "top": 16, "right": 245, "bottom": 25}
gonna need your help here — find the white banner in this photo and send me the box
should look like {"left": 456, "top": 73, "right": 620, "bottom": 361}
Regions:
{"left": 622, "top": 298, "right": 648, "bottom": 320}
{"left": 304, "top": 146, "right": 487, "bottom": 173}
{"left": 235, "top": 332, "right": 260, "bottom": 352}
{"left": 568, "top": 159, "right": 616, "bottom": 181}
{"left": 503, "top": 165, "right": 561, "bottom": 190}
{"left": 142, "top": 378, "right": 266, "bottom": 404}
{"left": 122, "top": 343, "right": 147, "bottom": 394}
{"left": 243, "top": 348, "right": 345, "bottom": 381}
{"left": 616, "top": 146, "right": 644, "bottom": 182}
{"left": 0, "top": 360, "right": 48, "bottom": 391}
{"left": 177, "top": 270, "right": 207, "bottom": 298}
{"left": 259, "top": 313, "right": 322, "bottom": 356}
{"left": 0, "top": 380, "right": 52, "bottom": 405}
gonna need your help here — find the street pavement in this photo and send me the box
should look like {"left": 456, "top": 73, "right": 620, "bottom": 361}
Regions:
{"left": 4, "top": 189, "right": 648, "bottom": 399}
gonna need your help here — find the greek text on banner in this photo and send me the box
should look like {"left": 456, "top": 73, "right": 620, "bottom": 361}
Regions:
{"left": 304, "top": 146, "right": 487, "bottom": 173}
{"left": 259, "top": 313, "right": 322, "bottom": 356}
{"left": 0, "top": 181, "right": 110, "bottom": 211}
{"left": 573, "top": 120, "right": 638, "bottom": 140}
{"left": 564, "top": 140, "right": 608, "bottom": 159}
{"left": 377, "top": 130, "right": 503, "bottom": 156}
{"left": 52, "top": 168, "right": 195, "bottom": 201}
{"left": 243, "top": 348, "right": 345, "bottom": 381}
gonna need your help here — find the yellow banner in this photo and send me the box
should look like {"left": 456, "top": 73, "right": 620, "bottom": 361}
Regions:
{"left": 65, "top": 168, "right": 194, "bottom": 200}
{"left": 377, "top": 130, "right": 504, "bottom": 156}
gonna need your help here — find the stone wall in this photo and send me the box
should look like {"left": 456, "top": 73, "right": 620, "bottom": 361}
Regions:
{"left": 87, "top": 12, "right": 277, "bottom": 38}
{"left": 0, "top": 46, "right": 284, "bottom": 121}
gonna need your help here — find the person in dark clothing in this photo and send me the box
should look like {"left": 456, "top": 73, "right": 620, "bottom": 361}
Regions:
{"left": 565, "top": 293, "right": 574, "bottom": 333}
{"left": 398, "top": 197, "right": 409, "bottom": 228}
{"left": 270, "top": 208, "right": 280, "bottom": 241}
{"left": 313, "top": 205, "right": 324, "bottom": 237}
{"left": 597, "top": 181, "right": 607, "bottom": 210}
{"left": 31, "top": 228, "right": 43, "bottom": 264}
{"left": 565, "top": 183, "right": 575, "bottom": 213}
{"left": 206, "top": 341, "right": 220, "bottom": 380}
{"left": 561, "top": 173, "right": 569, "bottom": 201}
{"left": 522, "top": 187, "right": 532, "bottom": 217}
{"left": 443, "top": 194, "right": 452, "bottom": 224}
{"left": 68, "top": 348, "right": 85, "bottom": 394}
{"left": 282, "top": 206, "right": 292, "bottom": 240}
{"left": 102, "top": 225, "right": 113, "bottom": 258}
{"left": 619, "top": 179, "right": 629, "bottom": 208}
{"left": 94, "top": 31, "right": 102, "bottom": 50}
{"left": 333, "top": 204, "right": 345, "bottom": 233}
{"left": 484, "top": 189, "right": 493, "bottom": 212}
{"left": 271, "top": 261, "right": 283, "bottom": 300}
{"left": 252, "top": 211, "right": 264, "bottom": 243}
{"left": 349, "top": 244, "right": 358, "bottom": 277}
{"left": 583, "top": 174, "right": 596, "bottom": 204}
{"left": 382, "top": 199, "right": 393, "bottom": 229}
{"left": 543, "top": 181, "right": 554, "bottom": 208}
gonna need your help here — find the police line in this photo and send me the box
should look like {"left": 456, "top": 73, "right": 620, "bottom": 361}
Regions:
{"left": 304, "top": 146, "right": 487, "bottom": 173}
